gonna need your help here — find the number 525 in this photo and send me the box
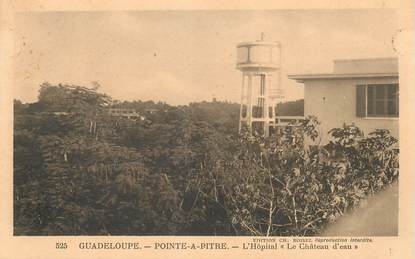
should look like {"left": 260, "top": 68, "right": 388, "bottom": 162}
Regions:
{"left": 56, "top": 242, "right": 68, "bottom": 249}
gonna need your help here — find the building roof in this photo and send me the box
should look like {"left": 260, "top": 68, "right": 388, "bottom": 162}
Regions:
{"left": 288, "top": 72, "right": 398, "bottom": 83}
{"left": 288, "top": 57, "right": 398, "bottom": 83}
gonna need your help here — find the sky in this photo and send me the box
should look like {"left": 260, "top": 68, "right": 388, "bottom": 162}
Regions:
{"left": 13, "top": 9, "right": 398, "bottom": 105}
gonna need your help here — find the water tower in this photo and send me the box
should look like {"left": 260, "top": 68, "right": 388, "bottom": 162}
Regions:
{"left": 236, "top": 35, "right": 284, "bottom": 136}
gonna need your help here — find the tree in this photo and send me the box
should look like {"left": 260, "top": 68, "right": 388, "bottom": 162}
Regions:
{"left": 14, "top": 83, "right": 399, "bottom": 236}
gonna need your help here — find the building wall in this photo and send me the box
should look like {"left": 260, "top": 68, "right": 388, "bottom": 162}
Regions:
{"left": 108, "top": 108, "right": 142, "bottom": 120}
{"left": 333, "top": 58, "right": 398, "bottom": 74}
{"left": 304, "top": 77, "right": 399, "bottom": 145}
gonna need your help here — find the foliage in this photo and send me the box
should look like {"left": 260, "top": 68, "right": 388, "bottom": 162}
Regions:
{"left": 181, "top": 118, "right": 398, "bottom": 236}
{"left": 276, "top": 99, "right": 304, "bottom": 116}
{"left": 192, "top": 120, "right": 398, "bottom": 236}
{"left": 14, "top": 84, "right": 398, "bottom": 236}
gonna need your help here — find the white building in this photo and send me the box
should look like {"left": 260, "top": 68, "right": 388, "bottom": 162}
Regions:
{"left": 288, "top": 57, "right": 399, "bottom": 145}
{"left": 108, "top": 108, "right": 144, "bottom": 120}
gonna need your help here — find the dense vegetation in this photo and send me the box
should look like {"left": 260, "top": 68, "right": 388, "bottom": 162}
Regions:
{"left": 14, "top": 83, "right": 398, "bottom": 236}
{"left": 276, "top": 99, "right": 304, "bottom": 116}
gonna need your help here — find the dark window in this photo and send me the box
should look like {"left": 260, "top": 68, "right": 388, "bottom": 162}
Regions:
{"left": 356, "top": 85, "right": 366, "bottom": 117}
{"left": 367, "top": 84, "right": 399, "bottom": 117}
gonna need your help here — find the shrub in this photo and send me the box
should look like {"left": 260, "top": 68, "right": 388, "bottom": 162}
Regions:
{"left": 190, "top": 117, "right": 399, "bottom": 236}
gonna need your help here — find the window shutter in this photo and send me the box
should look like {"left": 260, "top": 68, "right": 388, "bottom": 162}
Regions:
{"left": 356, "top": 85, "right": 366, "bottom": 117}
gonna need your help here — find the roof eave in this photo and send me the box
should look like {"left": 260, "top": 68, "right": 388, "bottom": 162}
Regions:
{"left": 287, "top": 73, "right": 399, "bottom": 83}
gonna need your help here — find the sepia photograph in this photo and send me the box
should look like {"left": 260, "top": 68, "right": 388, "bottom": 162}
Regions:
{"left": 12, "top": 9, "right": 400, "bottom": 237}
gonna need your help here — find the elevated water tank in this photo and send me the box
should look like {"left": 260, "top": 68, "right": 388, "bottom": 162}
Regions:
{"left": 236, "top": 41, "right": 281, "bottom": 71}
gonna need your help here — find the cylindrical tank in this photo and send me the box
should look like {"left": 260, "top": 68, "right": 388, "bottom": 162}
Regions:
{"left": 236, "top": 41, "right": 280, "bottom": 71}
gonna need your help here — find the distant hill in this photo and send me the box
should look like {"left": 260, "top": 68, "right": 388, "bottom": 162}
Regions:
{"left": 110, "top": 98, "right": 304, "bottom": 131}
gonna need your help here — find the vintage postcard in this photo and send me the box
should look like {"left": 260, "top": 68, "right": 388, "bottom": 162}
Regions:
{"left": 0, "top": 0, "right": 414, "bottom": 258}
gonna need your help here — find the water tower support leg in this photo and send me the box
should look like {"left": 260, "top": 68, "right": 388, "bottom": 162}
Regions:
{"left": 247, "top": 74, "right": 253, "bottom": 134}
{"left": 238, "top": 74, "right": 245, "bottom": 133}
